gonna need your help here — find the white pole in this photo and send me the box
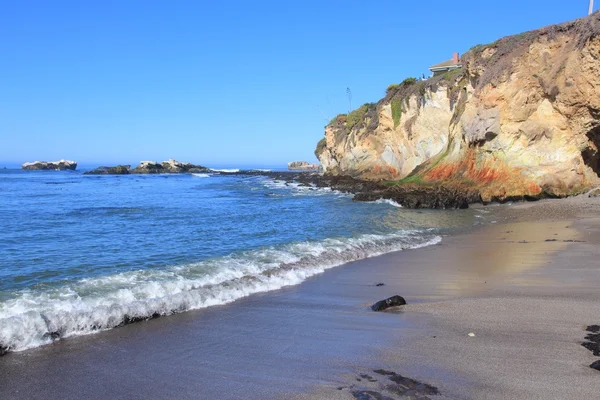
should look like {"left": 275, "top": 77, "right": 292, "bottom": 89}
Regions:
{"left": 591, "top": 0, "right": 595, "bottom": 15}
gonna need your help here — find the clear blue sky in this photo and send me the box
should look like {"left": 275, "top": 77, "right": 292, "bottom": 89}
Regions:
{"left": 0, "top": 0, "right": 594, "bottom": 167}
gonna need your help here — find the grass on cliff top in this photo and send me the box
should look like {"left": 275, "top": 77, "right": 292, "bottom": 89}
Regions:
{"left": 328, "top": 114, "right": 346, "bottom": 126}
{"left": 464, "top": 11, "right": 600, "bottom": 89}
{"left": 325, "top": 69, "right": 466, "bottom": 135}
{"left": 346, "top": 104, "right": 369, "bottom": 131}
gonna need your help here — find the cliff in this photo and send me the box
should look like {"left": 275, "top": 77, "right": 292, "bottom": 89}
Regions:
{"left": 316, "top": 12, "right": 600, "bottom": 202}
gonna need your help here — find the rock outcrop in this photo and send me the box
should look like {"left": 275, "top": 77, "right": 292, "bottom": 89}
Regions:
{"left": 22, "top": 160, "right": 77, "bottom": 171}
{"left": 315, "top": 13, "right": 600, "bottom": 202}
{"left": 84, "top": 165, "right": 131, "bottom": 175}
{"left": 131, "top": 159, "right": 210, "bottom": 174}
{"left": 288, "top": 161, "right": 319, "bottom": 171}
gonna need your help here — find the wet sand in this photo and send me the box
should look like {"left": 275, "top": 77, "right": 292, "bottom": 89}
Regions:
{"left": 2, "top": 196, "right": 600, "bottom": 399}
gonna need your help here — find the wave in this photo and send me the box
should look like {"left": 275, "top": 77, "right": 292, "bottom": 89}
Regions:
{"left": 262, "top": 179, "right": 348, "bottom": 197}
{"left": 372, "top": 198, "right": 403, "bottom": 208}
{"left": 210, "top": 168, "right": 240, "bottom": 173}
{"left": 192, "top": 173, "right": 210, "bottom": 178}
{"left": 0, "top": 231, "right": 440, "bottom": 355}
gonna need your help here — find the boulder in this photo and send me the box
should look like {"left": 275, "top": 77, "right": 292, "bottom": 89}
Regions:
{"left": 22, "top": 160, "right": 77, "bottom": 171}
{"left": 591, "top": 360, "right": 600, "bottom": 371}
{"left": 84, "top": 165, "right": 131, "bottom": 175}
{"left": 371, "top": 295, "right": 407, "bottom": 311}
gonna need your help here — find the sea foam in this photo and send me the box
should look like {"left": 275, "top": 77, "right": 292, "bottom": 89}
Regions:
{"left": 0, "top": 231, "right": 440, "bottom": 354}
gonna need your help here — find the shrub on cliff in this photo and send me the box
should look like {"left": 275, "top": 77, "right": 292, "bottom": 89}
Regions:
{"left": 346, "top": 103, "right": 378, "bottom": 132}
{"left": 315, "top": 138, "right": 327, "bottom": 157}
{"left": 328, "top": 114, "right": 347, "bottom": 126}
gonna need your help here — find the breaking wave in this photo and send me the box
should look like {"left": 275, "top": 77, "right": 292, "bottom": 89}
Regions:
{"left": 210, "top": 168, "right": 240, "bottom": 173}
{"left": 0, "top": 231, "right": 440, "bottom": 354}
{"left": 372, "top": 198, "right": 403, "bottom": 208}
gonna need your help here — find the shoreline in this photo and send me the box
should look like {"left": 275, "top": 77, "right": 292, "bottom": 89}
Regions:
{"left": 1, "top": 196, "right": 600, "bottom": 399}
{"left": 12, "top": 166, "right": 600, "bottom": 209}
{"left": 297, "top": 195, "right": 600, "bottom": 399}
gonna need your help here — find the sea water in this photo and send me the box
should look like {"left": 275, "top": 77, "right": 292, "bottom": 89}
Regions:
{"left": 0, "top": 169, "right": 479, "bottom": 353}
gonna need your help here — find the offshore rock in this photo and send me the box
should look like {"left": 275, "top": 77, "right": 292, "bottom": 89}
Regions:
{"left": 84, "top": 165, "right": 131, "bottom": 175}
{"left": 22, "top": 160, "right": 77, "bottom": 171}
{"left": 131, "top": 159, "right": 210, "bottom": 174}
{"left": 316, "top": 12, "right": 600, "bottom": 202}
{"left": 288, "top": 161, "right": 320, "bottom": 171}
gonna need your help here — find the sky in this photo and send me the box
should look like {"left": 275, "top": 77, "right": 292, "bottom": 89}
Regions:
{"left": 0, "top": 0, "right": 595, "bottom": 168}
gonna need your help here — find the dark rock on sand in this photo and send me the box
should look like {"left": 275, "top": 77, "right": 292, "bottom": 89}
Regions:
{"left": 84, "top": 165, "right": 131, "bottom": 175}
{"left": 359, "top": 374, "right": 378, "bottom": 383}
{"left": 22, "top": 160, "right": 77, "bottom": 171}
{"left": 373, "top": 369, "right": 439, "bottom": 396}
{"left": 587, "top": 325, "right": 600, "bottom": 333}
{"left": 582, "top": 325, "right": 600, "bottom": 356}
{"left": 591, "top": 360, "right": 600, "bottom": 371}
{"left": 344, "top": 369, "right": 441, "bottom": 399}
{"left": 351, "top": 390, "right": 391, "bottom": 400}
{"left": 371, "top": 295, "right": 407, "bottom": 311}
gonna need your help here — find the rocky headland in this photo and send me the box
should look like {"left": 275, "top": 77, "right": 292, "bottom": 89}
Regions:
{"left": 314, "top": 12, "right": 600, "bottom": 205}
{"left": 22, "top": 160, "right": 77, "bottom": 171}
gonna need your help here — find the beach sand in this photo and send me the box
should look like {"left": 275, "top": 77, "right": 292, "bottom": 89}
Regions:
{"left": 1, "top": 196, "right": 600, "bottom": 399}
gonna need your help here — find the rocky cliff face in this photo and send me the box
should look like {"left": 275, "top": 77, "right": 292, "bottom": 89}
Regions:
{"left": 316, "top": 13, "right": 600, "bottom": 201}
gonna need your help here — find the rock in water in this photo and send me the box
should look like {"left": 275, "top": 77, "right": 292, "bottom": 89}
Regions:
{"left": 22, "top": 160, "right": 77, "bottom": 171}
{"left": 288, "top": 161, "right": 319, "bottom": 171}
{"left": 371, "top": 295, "right": 407, "bottom": 311}
{"left": 131, "top": 159, "right": 210, "bottom": 174}
{"left": 84, "top": 165, "right": 131, "bottom": 175}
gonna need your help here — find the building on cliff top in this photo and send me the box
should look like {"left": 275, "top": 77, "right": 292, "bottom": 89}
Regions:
{"left": 429, "top": 52, "right": 461, "bottom": 76}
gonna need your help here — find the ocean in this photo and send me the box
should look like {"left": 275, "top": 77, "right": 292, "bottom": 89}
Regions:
{"left": 0, "top": 168, "right": 480, "bottom": 354}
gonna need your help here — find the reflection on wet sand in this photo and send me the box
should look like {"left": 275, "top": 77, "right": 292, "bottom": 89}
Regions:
{"left": 436, "top": 220, "right": 579, "bottom": 295}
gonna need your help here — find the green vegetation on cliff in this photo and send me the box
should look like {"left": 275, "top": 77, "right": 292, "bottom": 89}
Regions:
{"left": 346, "top": 104, "right": 369, "bottom": 131}
{"left": 315, "top": 138, "right": 327, "bottom": 157}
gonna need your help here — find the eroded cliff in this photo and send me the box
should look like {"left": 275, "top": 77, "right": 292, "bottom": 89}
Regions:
{"left": 316, "top": 12, "right": 600, "bottom": 202}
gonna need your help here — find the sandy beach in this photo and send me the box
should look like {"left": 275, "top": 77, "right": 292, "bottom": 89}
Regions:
{"left": 1, "top": 195, "right": 600, "bottom": 399}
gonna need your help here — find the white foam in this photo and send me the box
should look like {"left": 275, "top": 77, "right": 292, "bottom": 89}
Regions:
{"left": 210, "top": 169, "right": 240, "bottom": 173}
{"left": 192, "top": 173, "right": 210, "bottom": 178}
{"left": 372, "top": 198, "right": 403, "bottom": 208}
{"left": 262, "top": 179, "right": 348, "bottom": 197}
{"left": 0, "top": 231, "right": 441, "bottom": 354}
